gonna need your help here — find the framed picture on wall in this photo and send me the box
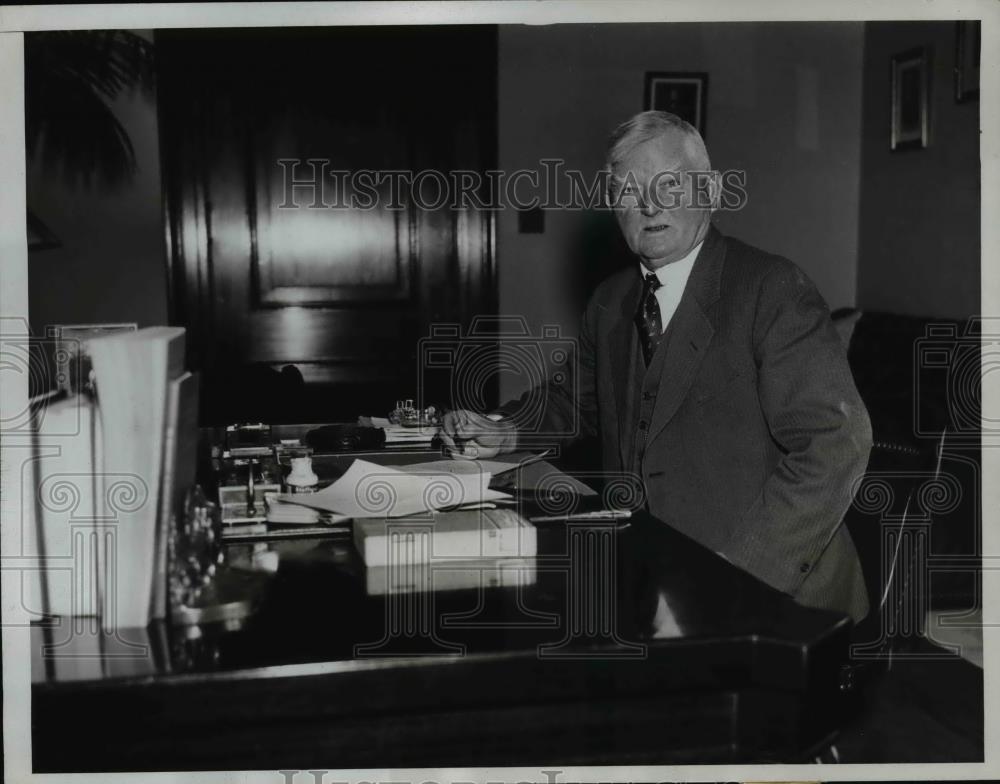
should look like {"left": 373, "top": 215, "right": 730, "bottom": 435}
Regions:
{"left": 644, "top": 72, "right": 708, "bottom": 138}
{"left": 890, "top": 47, "right": 930, "bottom": 151}
{"left": 955, "top": 20, "right": 980, "bottom": 102}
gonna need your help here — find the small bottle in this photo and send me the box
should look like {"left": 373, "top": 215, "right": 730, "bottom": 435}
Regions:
{"left": 286, "top": 454, "right": 319, "bottom": 493}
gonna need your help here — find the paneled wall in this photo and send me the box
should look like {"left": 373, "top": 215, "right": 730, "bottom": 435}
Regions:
{"left": 857, "top": 21, "right": 980, "bottom": 319}
{"left": 157, "top": 27, "right": 497, "bottom": 422}
{"left": 496, "top": 22, "right": 867, "bottom": 398}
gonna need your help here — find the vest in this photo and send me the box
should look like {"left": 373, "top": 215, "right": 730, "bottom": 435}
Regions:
{"left": 622, "top": 320, "right": 676, "bottom": 486}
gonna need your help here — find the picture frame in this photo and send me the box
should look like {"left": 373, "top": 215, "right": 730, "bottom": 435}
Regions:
{"left": 955, "top": 20, "right": 980, "bottom": 103}
{"left": 890, "top": 47, "right": 930, "bottom": 151}
{"left": 644, "top": 72, "right": 708, "bottom": 138}
{"left": 50, "top": 322, "right": 138, "bottom": 395}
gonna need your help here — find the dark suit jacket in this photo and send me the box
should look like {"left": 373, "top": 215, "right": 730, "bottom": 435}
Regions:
{"left": 517, "top": 225, "right": 872, "bottom": 622}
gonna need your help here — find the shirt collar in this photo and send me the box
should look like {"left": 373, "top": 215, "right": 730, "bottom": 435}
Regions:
{"left": 639, "top": 239, "right": 704, "bottom": 286}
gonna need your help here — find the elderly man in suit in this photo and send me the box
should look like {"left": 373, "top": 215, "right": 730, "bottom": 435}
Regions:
{"left": 441, "top": 111, "right": 872, "bottom": 622}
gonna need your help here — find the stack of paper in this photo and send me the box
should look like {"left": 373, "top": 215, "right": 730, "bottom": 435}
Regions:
{"left": 274, "top": 459, "right": 510, "bottom": 518}
{"left": 265, "top": 494, "right": 350, "bottom": 526}
{"left": 369, "top": 416, "right": 439, "bottom": 445}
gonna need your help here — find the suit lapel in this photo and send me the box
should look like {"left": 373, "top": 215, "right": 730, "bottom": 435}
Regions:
{"left": 645, "top": 297, "right": 714, "bottom": 445}
{"left": 645, "top": 225, "right": 727, "bottom": 446}
{"left": 606, "top": 273, "right": 642, "bottom": 469}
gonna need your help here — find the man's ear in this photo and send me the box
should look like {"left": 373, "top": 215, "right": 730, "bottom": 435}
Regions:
{"left": 707, "top": 170, "right": 722, "bottom": 212}
{"left": 603, "top": 167, "right": 617, "bottom": 210}
{"left": 689, "top": 169, "right": 720, "bottom": 211}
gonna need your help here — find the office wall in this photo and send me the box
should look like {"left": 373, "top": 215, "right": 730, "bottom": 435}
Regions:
{"left": 856, "top": 21, "right": 980, "bottom": 319}
{"left": 497, "top": 22, "right": 866, "bottom": 387}
{"left": 26, "top": 24, "right": 878, "bottom": 395}
{"left": 27, "top": 32, "right": 167, "bottom": 336}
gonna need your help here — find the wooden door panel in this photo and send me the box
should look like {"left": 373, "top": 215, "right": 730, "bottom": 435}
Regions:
{"left": 158, "top": 27, "right": 497, "bottom": 423}
{"left": 246, "top": 308, "right": 415, "bottom": 363}
{"left": 254, "top": 206, "right": 411, "bottom": 305}
{"left": 251, "top": 104, "right": 413, "bottom": 306}
{"left": 279, "top": 362, "right": 404, "bottom": 387}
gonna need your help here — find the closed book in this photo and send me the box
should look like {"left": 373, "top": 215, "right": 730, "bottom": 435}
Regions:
{"left": 365, "top": 556, "right": 537, "bottom": 596}
{"left": 152, "top": 371, "right": 199, "bottom": 621}
{"left": 88, "top": 326, "right": 186, "bottom": 630}
{"left": 353, "top": 508, "right": 536, "bottom": 567}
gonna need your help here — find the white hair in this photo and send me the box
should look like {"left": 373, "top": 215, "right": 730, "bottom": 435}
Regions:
{"left": 606, "top": 110, "right": 711, "bottom": 172}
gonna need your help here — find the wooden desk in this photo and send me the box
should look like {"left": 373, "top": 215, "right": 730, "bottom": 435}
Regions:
{"left": 32, "top": 477, "right": 852, "bottom": 771}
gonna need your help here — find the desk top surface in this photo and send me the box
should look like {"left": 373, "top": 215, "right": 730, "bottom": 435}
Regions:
{"left": 30, "top": 454, "right": 854, "bottom": 767}
{"left": 32, "top": 496, "right": 849, "bottom": 691}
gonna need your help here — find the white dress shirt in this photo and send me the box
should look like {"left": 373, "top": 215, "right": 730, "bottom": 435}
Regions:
{"left": 488, "top": 242, "right": 705, "bottom": 425}
{"left": 639, "top": 240, "right": 703, "bottom": 332}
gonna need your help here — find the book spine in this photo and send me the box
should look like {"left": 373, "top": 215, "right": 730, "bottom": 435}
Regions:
{"left": 152, "top": 373, "right": 183, "bottom": 622}
{"left": 360, "top": 523, "right": 536, "bottom": 566}
{"left": 152, "top": 371, "right": 199, "bottom": 621}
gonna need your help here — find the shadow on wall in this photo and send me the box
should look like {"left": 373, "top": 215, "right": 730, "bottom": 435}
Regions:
{"left": 568, "top": 209, "right": 636, "bottom": 312}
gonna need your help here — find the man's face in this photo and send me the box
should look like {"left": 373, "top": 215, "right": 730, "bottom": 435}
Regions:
{"left": 610, "top": 130, "right": 713, "bottom": 270}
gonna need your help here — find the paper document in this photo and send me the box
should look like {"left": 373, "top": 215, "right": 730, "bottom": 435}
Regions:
{"left": 275, "top": 459, "right": 511, "bottom": 518}
{"left": 411, "top": 450, "right": 552, "bottom": 478}
{"left": 407, "top": 459, "right": 508, "bottom": 477}
{"left": 490, "top": 460, "right": 599, "bottom": 496}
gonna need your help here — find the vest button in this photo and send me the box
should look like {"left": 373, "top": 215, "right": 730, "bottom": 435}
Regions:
{"left": 638, "top": 420, "right": 648, "bottom": 430}
{"left": 643, "top": 391, "right": 655, "bottom": 400}
{"left": 800, "top": 562, "right": 810, "bottom": 573}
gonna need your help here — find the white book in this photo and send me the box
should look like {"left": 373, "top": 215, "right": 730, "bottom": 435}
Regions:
{"left": 28, "top": 395, "right": 102, "bottom": 618}
{"left": 365, "top": 556, "right": 537, "bottom": 596}
{"left": 353, "top": 508, "right": 536, "bottom": 567}
{"left": 88, "top": 327, "right": 186, "bottom": 630}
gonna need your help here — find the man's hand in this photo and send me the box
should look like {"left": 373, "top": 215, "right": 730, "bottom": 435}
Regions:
{"left": 439, "top": 410, "right": 517, "bottom": 459}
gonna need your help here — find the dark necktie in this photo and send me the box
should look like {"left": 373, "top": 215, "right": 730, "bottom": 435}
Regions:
{"left": 636, "top": 272, "right": 663, "bottom": 365}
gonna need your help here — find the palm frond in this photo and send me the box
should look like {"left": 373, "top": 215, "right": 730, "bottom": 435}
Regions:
{"left": 25, "top": 30, "right": 155, "bottom": 189}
